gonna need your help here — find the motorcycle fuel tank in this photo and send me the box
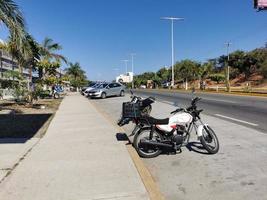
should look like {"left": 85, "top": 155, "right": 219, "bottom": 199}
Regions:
{"left": 157, "top": 112, "right": 193, "bottom": 132}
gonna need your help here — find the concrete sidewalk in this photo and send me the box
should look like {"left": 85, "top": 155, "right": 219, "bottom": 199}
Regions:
{"left": 0, "top": 93, "right": 149, "bottom": 200}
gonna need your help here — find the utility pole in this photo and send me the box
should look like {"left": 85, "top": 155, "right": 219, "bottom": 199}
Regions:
{"left": 130, "top": 53, "right": 136, "bottom": 88}
{"left": 225, "top": 42, "right": 232, "bottom": 92}
{"left": 161, "top": 17, "right": 184, "bottom": 87}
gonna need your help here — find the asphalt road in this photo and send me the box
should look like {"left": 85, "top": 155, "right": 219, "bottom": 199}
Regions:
{"left": 90, "top": 94, "right": 267, "bottom": 200}
{"left": 131, "top": 89, "right": 267, "bottom": 133}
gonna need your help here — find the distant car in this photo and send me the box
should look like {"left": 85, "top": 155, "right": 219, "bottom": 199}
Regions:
{"left": 88, "top": 82, "right": 125, "bottom": 99}
{"left": 140, "top": 85, "right": 146, "bottom": 89}
{"left": 162, "top": 82, "right": 171, "bottom": 88}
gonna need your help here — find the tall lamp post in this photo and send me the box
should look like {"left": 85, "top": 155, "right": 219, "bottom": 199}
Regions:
{"left": 161, "top": 16, "right": 184, "bottom": 87}
{"left": 130, "top": 53, "right": 136, "bottom": 88}
{"left": 225, "top": 42, "right": 232, "bottom": 92}
{"left": 121, "top": 59, "right": 129, "bottom": 74}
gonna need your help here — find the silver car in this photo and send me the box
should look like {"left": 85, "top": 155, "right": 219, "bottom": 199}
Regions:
{"left": 83, "top": 82, "right": 103, "bottom": 97}
{"left": 88, "top": 82, "right": 125, "bottom": 98}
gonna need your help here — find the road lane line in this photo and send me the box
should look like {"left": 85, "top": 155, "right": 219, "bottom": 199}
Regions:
{"left": 161, "top": 100, "right": 172, "bottom": 105}
{"left": 215, "top": 114, "right": 258, "bottom": 126}
{"left": 203, "top": 98, "right": 236, "bottom": 104}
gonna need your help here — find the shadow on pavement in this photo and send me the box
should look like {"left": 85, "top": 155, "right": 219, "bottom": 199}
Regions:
{"left": 0, "top": 138, "right": 29, "bottom": 144}
{"left": 186, "top": 142, "right": 210, "bottom": 155}
{"left": 88, "top": 95, "right": 125, "bottom": 100}
{"left": 116, "top": 133, "right": 129, "bottom": 141}
{"left": 0, "top": 113, "right": 52, "bottom": 143}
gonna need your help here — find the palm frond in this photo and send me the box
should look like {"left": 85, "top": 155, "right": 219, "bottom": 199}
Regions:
{"left": 0, "top": 0, "right": 26, "bottom": 48}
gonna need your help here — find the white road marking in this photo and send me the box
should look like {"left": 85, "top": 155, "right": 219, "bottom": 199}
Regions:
{"left": 203, "top": 98, "right": 236, "bottom": 104}
{"left": 161, "top": 100, "right": 172, "bottom": 105}
{"left": 215, "top": 114, "right": 258, "bottom": 126}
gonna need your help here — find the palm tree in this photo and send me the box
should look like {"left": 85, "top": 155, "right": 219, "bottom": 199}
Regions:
{"left": 20, "top": 34, "right": 40, "bottom": 84}
{"left": 0, "top": 0, "right": 26, "bottom": 48}
{"left": 38, "top": 37, "right": 67, "bottom": 78}
{"left": 66, "top": 62, "right": 84, "bottom": 80}
{"left": 65, "top": 62, "right": 87, "bottom": 90}
{"left": 39, "top": 37, "right": 67, "bottom": 63}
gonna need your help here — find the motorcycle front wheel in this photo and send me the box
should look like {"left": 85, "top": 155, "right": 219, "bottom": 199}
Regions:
{"left": 133, "top": 127, "right": 163, "bottom": 158}
{"left": 200, "top": 125, "right": 219, "bottom": 154}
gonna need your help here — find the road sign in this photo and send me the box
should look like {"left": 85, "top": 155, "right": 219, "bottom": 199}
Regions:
{"left": 254, "top": 0, "right": 267, "bottom": 10}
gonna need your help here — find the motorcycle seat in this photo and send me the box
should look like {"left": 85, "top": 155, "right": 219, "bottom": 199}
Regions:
{"left": 147, "top": 116, "right": 169, "bottom": 125}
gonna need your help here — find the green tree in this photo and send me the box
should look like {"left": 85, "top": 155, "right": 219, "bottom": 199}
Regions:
{"left": 249, "top": 48, "right": 267, "bottom": 78}
{"left": 23, "top": 34, "right": 41, "bottom": 83}
{"left": 157, "top": 67, "right": 170, "bottom": 82}
{"left": 174, "top": 59, "right": 200, "bottom": 89}
{"left": 65, "top": 62, "right": 87, "bottom": 90}
{"left": 199, "top": 61, "right": 213, "bottom": 80}
{"left": 209, "top": 73, "right": 225, "bottom": 84}
{"left": 38, "top": 37, "right": 67, "bottom": 79}
{"left": 228, "top": 50, "right": 257, "bottom": 79}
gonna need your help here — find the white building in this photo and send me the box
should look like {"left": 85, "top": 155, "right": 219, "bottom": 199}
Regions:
{"left": 116, "top": 72, "right": 133, "bottom": 83}
{"left": 0, "top": 39, "right": 31, "bottom": 81}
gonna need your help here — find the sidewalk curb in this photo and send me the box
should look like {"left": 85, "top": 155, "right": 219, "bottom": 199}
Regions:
{"left": 89, "top": 100, "right": 165, "bottom": 200}
{"left": 0, "top": 99, "right": 61, "bottom": 184}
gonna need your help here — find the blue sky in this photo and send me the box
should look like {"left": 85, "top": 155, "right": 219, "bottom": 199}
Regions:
{"left": 1, "top": 0, "right": 267, "bottom": 81}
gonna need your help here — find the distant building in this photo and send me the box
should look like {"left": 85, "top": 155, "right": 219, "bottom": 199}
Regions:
{"left": 0, "top": 39, "right": 31, "bottom": 82}
{"left": 116, "top": 72, "right": 133, "bottom": 83}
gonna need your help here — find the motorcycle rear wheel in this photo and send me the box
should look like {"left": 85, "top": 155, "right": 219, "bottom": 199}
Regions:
{"left": 133, "top": 127, "right": 163, "bottom": 158}
{"left": 200, "top": 125, "right": 219, "bottom": 154}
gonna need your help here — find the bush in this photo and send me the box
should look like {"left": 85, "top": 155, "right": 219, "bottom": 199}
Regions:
{"left": 259, "top": 64, "right": 267, "bottom": 78}
{"left": 32, "top": 84, "right": 44, "bottom": 100}
{"left": 14, "top": 87, "right": 27, "bottom": 101}
{"left": 230, "top": 68, "right": 240, "bottom": 79}
{"left": 209, "top": 74, "right": 225, "bottom": 83}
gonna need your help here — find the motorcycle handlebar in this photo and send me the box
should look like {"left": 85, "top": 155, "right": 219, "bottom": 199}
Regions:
{"left": 191, "top": 97, "right": 201, "bottom": 105}
{"left": 170, "top": 108, "right": 184, "bottom": 114}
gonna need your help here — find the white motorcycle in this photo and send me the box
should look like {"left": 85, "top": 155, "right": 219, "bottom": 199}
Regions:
{"left": 131, "top": 96, "right": 219, "bottom": 158}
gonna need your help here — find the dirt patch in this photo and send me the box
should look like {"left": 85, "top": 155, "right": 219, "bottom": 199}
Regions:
{"left": 0, "top": 98, "right": 63, "bottom": 138}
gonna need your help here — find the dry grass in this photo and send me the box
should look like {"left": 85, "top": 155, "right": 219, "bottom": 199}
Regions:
{"left": 0, "top": 98, "right": 63, "bottom": 138}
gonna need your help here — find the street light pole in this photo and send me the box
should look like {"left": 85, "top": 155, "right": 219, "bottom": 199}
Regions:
{"left": 121, "top": 59, "right": 129, "bottom": 74}
{"left": 225, "top": 42, "right": 232, "bottom": 92}
{"left": 130, "top": 53, "right": 136, "bottom": 88}
{"left": 161, "top": 17, "right": 184, "bottom": 87}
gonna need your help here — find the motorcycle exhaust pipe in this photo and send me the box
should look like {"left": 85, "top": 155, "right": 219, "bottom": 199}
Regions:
{"left": 140, "top": 139, "right": 173, "bottom": 148}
